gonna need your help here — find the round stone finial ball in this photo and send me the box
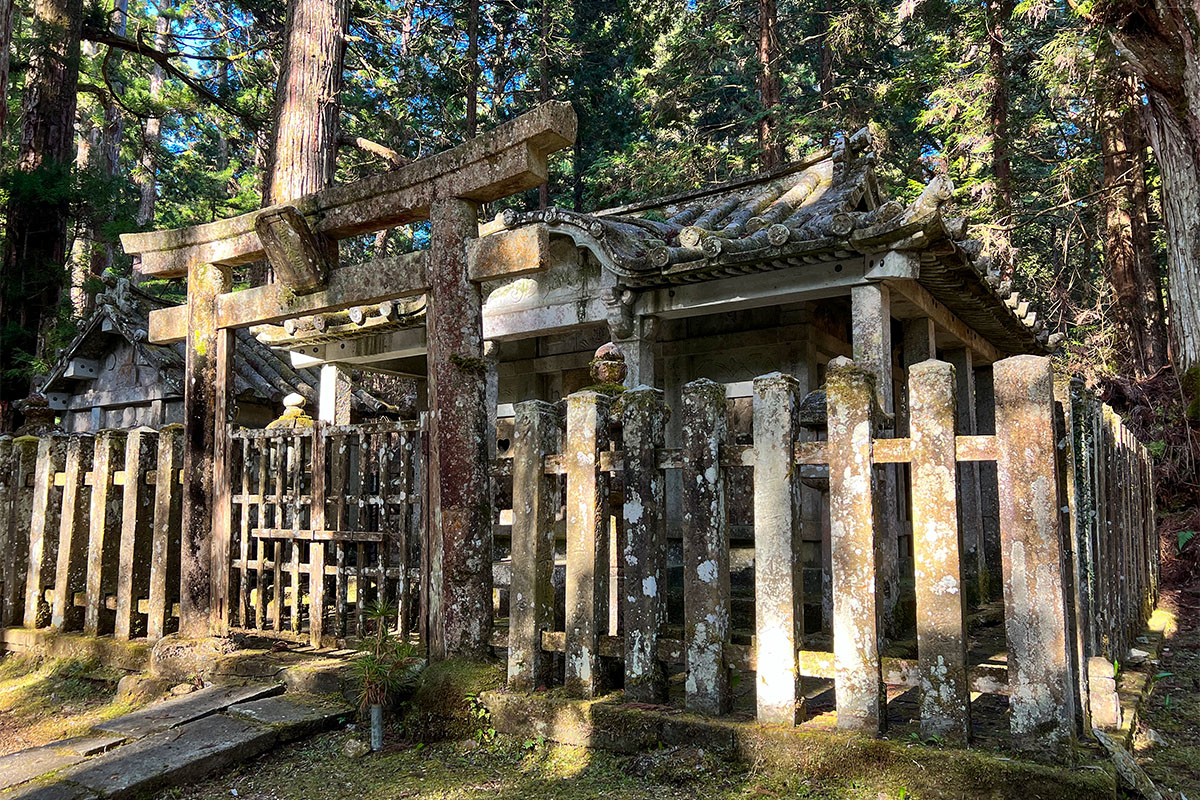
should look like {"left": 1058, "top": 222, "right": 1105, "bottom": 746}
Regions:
{"left": 591, "top": 342, "right": 627, "bottom": 385}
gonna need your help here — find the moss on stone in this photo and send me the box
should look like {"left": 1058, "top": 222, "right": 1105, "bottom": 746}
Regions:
{"left": 449, "top": 352, "right": 489, "bottom": 376}
{"left": 401, "top": 658, "right": 505, "bottom": 742}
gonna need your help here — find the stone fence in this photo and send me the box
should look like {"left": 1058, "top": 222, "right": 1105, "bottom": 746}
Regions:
{"left": 0, "top": 352, "right": 1158, "bottom": 756}
{"left": 494, "top": 354, "right": 1157, "bottom": 755}
{"left": 0, "top": 426, "right": 184, "bottom": 641}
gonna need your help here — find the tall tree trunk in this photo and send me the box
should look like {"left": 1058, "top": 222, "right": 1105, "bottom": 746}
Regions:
{"left": 1103, "top": 0, "right": 1200, "bottom": 372}
{"left": 1099, "top": 59, "right": 1169, "bottom": 377}
{"left": 258, "top": 0, "right": 348, "bottom": 285}
{"left": 757, "top": 0, "right": 782, "bottom": 169}
{"left": 0, "top": 0, "right": 15, "bottom": 141}
{"left": 465, "top": 0, "right": 480, "bottom": 139}
{"left": 984, "top": 0, "right": 1014, "bottom": 279}
{"left": 136, "top": 6, "right": 170, "bottom": 229}
{"left": 538, "top": 0, "right": 551, "bottom": 208}
{"left": 0, "top": 0, "right": 84, "bottom": 427}
{"left": 88, "top": 0, "right": 129, "bottom": 284}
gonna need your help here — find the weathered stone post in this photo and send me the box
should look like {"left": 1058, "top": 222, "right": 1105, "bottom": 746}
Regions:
{"left": 564, "top": 390, "right": 610, "bottom": 697}
{"left": 181, "top": 261, "right": 232, "bottom": 638}
{"left": 908, "top": 359, "right": 970, "bottom": 744}
{"left": 115, "top": 430, "right": 158, "bottom": 640}
{"left": 507, "top": 400, "right": 559, "bottom": 692}
{"left": 994, "top": 354, "right": 1076, "bottom": 756}
{"left": 851, "top": 284, "right": 899, "bottom": 630}
{"left": 621, "top": 386, "right": 668, "bottom": 703}
{"left": 25, "top": 434, "right": 67, "bottom": 627}
{"left": 753, "top": 372, "right": 805, "bottom": 725}
{"left": 52, "top": 435, "right": 92, "bottom": 630}
{"left": 148, "top": 425, "right": 183, "bottom": 641}
{"left": 0, "top": 436, "right": 36, "bottom": 627}
{"left": 682, "top": 378, "right": 732, "bottom": 716}
{"left": 426, "top": 196, "right": 492, "bottom": 659}
{"left": 826, "top": 357, "right": 885, "bottom": 735}
{"left": 85, "top": 430, "right": 125, "bottom": 636}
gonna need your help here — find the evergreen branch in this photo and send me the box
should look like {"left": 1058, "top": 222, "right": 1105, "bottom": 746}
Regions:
{"left": 81, "top": 24, "right": 266, "bottom": 130}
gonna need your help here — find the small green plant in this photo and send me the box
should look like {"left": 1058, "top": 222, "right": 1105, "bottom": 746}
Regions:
{"left": 1178, "top": 530, "right": 1196, "bottom": 553}
{"left": 465, "top": 693, "right": 497, "bottom": 745}
{"left": 351, "top": 599, "right": 417, "bottom": 710}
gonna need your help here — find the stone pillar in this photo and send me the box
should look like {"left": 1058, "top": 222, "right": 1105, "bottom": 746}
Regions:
{"left": 621, "top": 387, "right": 667, "bottom": 702}
{"left": 115, "top": 430, "right": 157, "bottom": 640}
{"left": 753, "top": 372, "right": 805, "bottom": 725}
{"left": 507, "top": 400, "right": 558, "bottom": 692}
{"left": 564, "top": 390, "right": 610, "bottom": 697}
{"left": 181, "top": 261, "right": 232, "bottom": 638}
{"left": 908, "top": 360, "right": 970, "bottom": 744}
{"left": 682, "top": 379, "right": 731, "bottom": 715}
{"left": 944, "top": 347, "right": 984, "bottom": 602}
{"left": 25, "top": 435, "right": 66, "bottom": 627}
{"left": 900, "top": 318, "right": 937, "bottom": 437}
{"left": 426, "top": 196, "right": 492, "bottom": 659}
{"left": 851, "top": 284, "right": 899, "bottom": 632}
{"left": 994, "top": 354, "right": 1076, "bottom": 756}
{"left": 52, "top": 435, "right": 91, "bottom": 630}
{"left": 85, "top": 430, "right": 124, "bottom": 636}
{"left": 826, "top": 357, "right": 885, "bottom": 735}
{"left": 319, "top": 364, "right": 353, "bottom": 424}
{"left": 615, "top": 316, "right": 658, "bottom": 389}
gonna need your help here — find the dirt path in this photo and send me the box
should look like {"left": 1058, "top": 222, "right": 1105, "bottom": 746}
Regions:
{"left": 1135, "top": 586, "right": 1200, "bottom": 799}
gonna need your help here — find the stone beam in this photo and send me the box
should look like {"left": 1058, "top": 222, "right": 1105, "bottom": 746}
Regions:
{"left": 122, "top": 103, "right": 576, "bottom": 277}
{"left": 147, "top": 251, "right": 428, "bottom": 344}
{"left": 646, "top": 258, "right": 866, "bottom": 319}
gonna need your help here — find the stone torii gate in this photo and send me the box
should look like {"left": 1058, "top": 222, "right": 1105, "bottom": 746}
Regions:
{"left": 120, "top": 102, "right": 576, "bottom": 658}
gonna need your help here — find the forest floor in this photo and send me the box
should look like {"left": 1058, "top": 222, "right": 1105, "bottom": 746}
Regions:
{"left": 0, "top": 654, "right": 141, "bottom": 756}
{"left": 1133, "top": 585, "right": 1200, "bottom": 799}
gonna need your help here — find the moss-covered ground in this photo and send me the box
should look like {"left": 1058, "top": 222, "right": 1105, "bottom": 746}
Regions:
{"left": 0, "top": 653, "right": 141, "bottom": 755}
{"left": 1134, "top": 588, "right": 1200, "bottom": 799}
{"left": 154, "top": 727, "right": 1116, "bottom": 800}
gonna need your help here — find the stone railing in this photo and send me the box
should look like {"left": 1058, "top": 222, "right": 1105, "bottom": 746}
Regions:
{"left": 0, "top": 427, "right": 184, "bottom": 640}
{"left": 491, "top": 354, "right": 1158, "bottom": 756}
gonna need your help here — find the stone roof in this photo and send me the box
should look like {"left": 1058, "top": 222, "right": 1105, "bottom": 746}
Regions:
{"left": 44, "top": 277, "right": 395, "bottom": 414}
{"left": 492, "top": 130, "right": 1053, "bottom": 356}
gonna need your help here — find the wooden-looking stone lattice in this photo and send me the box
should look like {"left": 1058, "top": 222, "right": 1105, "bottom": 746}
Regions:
{"left": 490, "top": 350, "right": 1157, "bottom": 755}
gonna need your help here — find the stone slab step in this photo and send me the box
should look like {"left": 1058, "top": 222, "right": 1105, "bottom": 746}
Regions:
{"left": 1, "top": 781, "right": 96, "bottom": 800}
{"left": 0, "top": 748, "right": 87, "bottom": 792}
{"left": 226, "top": 694, "right": 353, "bottom": 741}
{"left": 94, "top": 682, "right": 282, "bottom": 739}
{"left": 60, "top": 714, "right": 277, "bottom": 799}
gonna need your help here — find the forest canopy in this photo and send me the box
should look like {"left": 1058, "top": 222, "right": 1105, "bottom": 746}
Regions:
{"left": 0, "top": 0, "right": 1196, "bottom": 511}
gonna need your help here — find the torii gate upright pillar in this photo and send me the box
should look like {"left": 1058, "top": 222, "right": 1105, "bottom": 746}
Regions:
{"left": 427, "top": 197, "right": 492, "bottom": 659}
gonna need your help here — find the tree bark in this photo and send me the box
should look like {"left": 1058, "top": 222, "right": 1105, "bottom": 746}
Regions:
{"left": 757, "top": 0, "right": 783, "bottom": 169}
{"left": 1098, "top": 57, "right": 1169, "bottom": 377}
{"left": 258, "top": 0, "right": 348, "bottom": 284}
{"left": 465, "top": 0, "right": 480, "bottom": 139}
{"left": 88, "top": 0, "right": 130, "bottom": 283}
{"left": 984, "top": 0, "right": 1014, "bottom": 279}
{"left": 136, "top": 7, "right": 170, "bottom": 228}
{"left": 1103, "top": 0, "right": 1200, "bottom": 372}
{"left": 0, "top": 0, "right": 83, "bottom": 427}
{"left": 0, "top": 0, "right": 15, "bottom": 141}
{"left": 538, "top": 0, "right": 551, "bottom": 208}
